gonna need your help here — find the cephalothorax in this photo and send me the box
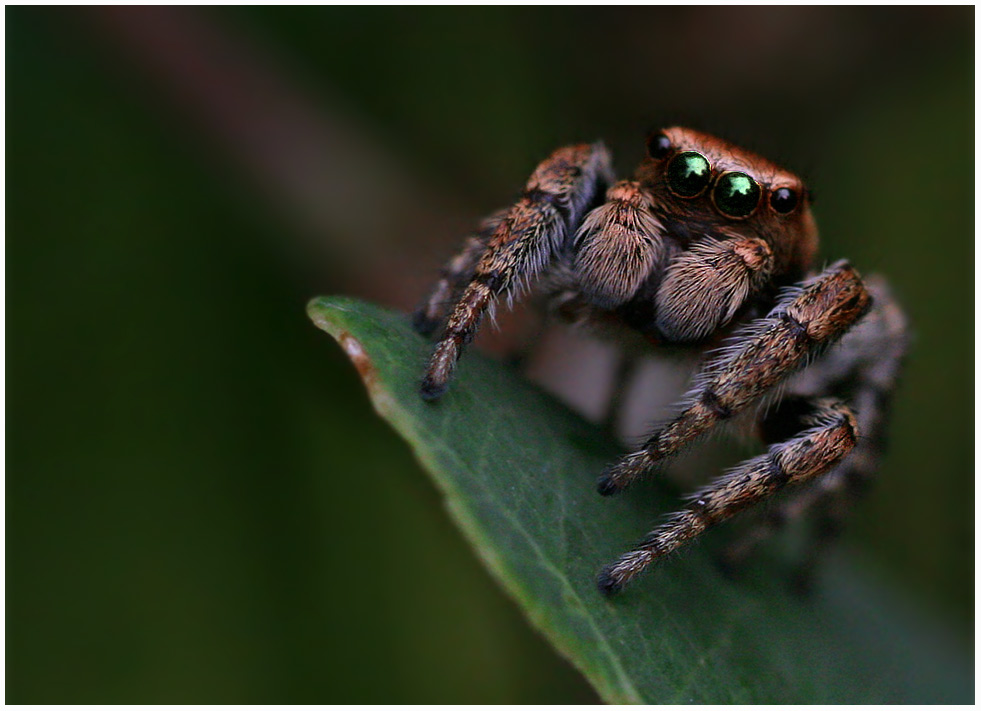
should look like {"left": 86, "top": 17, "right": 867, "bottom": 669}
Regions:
{"left": 413, "top": 128, "right": 907, "bottom": 596}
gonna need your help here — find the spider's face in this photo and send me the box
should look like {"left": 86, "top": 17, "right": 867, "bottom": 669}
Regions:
{"left": 637, "top": 127, "right": 818, "bottom": 275}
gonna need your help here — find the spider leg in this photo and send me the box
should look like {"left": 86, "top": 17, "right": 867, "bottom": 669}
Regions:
{"left": 719, "top": 276, "right": 908, "bottom": 580}
{"left": 420, "top": 143, "right": 614, "bottom": 400}
{"left": 412, "top": 209, "right": 508, "bottom": 337}
{"left": 598, "top": 397, "right": 858, "bottom": 596}
{"left": 598, "top": 260, "right": 872, "bottom": 495}
{"left": 726, "top": 468, "right": 864, "bottom": 595}
{"left": 716, "top": 396, "right": 855, "bottom": 578}
{"left": 717, "top": 481, "right": 827, "bottom": 578}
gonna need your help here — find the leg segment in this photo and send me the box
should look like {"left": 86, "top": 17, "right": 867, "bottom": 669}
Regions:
{"left": 572, "top": 180, "right": 666, "bottom": 309}
{"left": 719, "top": 276, "right": 909, "bottom": 575}
{"left": 420, "top": 143, "right": 614, "bottom": 400}
{"left": 598, "top": 260, "right": 872, "bottom": 495}
{"left": 654, "top": 236, "right": 773, "bottom": 342}
{"left": 598, "top": 398, "right": 858, "bottom": 596}
{"left": 412, "top": 209, "right": 507, "bottom": 337}
{"left": 717, "top": 396, "right": 852, "bottom": 575}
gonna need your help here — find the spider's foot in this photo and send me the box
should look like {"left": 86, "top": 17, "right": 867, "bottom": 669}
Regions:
{"left": 596, "top": 565, "right": 624, "bottom": 597}
{"left": 420, "top": 339, "right": 461, "bottom": 402}
{"left": 419, "top": 377, "right": 448, "bottom": 402}
{"left": 596, "top": 470, "right": 620, "bottom": 496}
{"left": 597, "top": 549, "right": 656, "bottom": 596}
{"left": 596, "top": 451, "right": 655, "bottom": 496}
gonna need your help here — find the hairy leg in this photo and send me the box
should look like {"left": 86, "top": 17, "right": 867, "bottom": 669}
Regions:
{"left": 719, "top": 276, "right": 908, "bottom": 579}
{"left": 420, "top": 143, "right": 614, "bottom": 400}
{"left": 412, "top": 209, "right": 507, "bottom": 337}
{"left": 598, "top": 397, "right": 858, "bottom": 595}
{"left": 598, "top": 260, "right": 872, "bottom": 495}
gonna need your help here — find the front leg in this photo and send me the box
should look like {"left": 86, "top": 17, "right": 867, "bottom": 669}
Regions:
{"left": 599, "top": 261, "right": 873, "bottom": 494}
{"left": 412, "top": 208, "right": 507, "bottom": 337}
{"left": 719, "top": 276, "right": 909, "bottom": 583}
{"left": 599, "top": 397, "right": 859, "bottom": 595}
{"left": 420, "top": 143, "right": 613, "bottom": 400}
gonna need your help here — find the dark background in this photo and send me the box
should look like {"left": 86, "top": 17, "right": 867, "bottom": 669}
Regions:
{"left": 8, "top": 7, "right": 973, "bottom": 703}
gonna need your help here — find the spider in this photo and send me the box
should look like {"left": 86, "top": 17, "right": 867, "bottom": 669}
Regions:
{"left": 411, "top": 127, "right": 907, "bottom": 596}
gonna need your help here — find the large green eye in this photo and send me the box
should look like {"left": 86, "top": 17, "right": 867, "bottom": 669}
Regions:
{"left": 666, "top": 151, "right": 711, "bottom": 198}
{"left": 713, "top": 171, "right": 761, "bottom": 218}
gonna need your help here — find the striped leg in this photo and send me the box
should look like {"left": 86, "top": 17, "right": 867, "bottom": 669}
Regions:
{"left": 718, "top": 276, "right": 909, "bottom": 582}
{"left": 598, "top": 261, "right": 872, "bottom": 495}
{"left": 412, "top": 209, "right": 507, "bottom": 337}
{"left": 420, "top": 143, "right": 613, "bottom": 401}
{"left": 598, "top": 398, "right": 859, "bottom": 596}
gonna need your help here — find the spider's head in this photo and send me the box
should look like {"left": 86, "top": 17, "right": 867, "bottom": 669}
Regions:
{"left": 638, "top": 127, "right": 818, "bottom": 276}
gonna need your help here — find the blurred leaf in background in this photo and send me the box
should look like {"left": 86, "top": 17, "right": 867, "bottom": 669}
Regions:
{"left": 7, "top": 6, "right": 973, "bottom": 703}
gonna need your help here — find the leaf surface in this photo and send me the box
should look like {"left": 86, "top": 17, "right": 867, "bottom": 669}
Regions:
{"left": 308, "top": 296, "right": 970, "bottom": 704}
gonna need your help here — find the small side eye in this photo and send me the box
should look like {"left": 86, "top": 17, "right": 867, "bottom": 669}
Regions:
{"left": 646, "top": 132, "right": 672, "bottom": 159}
{"left": 666, "top": 151, "right": 712, "bottom": 198}
{"left": 712, "top": 172, "right": 761, "bottom": 218}
{"left": 769, "top": 187, "right": 799, "bottom": 214}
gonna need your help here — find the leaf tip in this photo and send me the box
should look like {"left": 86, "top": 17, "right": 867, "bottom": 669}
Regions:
{"left": 305, "top": 296, "right": 334, "bottom": 331}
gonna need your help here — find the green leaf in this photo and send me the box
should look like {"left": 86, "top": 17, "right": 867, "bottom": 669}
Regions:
{"left": 307, "top": 296, "right": 971, "bottom": 704}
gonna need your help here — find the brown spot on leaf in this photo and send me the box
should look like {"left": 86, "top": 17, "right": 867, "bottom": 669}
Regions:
{"left": 339, "top": 331, "right": 377, "bottom": 389}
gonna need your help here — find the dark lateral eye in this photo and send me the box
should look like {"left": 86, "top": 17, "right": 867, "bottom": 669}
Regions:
{"left": 666, "top": 151, "right": 711, "bottom": 197}
{"left": 647, "top": 132, "right": 673, "bottom": 159}
{"left": 770, "top": 187, "right": 799, "bottom": 214}
{"left": 713, "top": 171, "right": 761, "bottom": 218}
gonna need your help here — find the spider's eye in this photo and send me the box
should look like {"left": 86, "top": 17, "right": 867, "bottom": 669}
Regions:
{"left": 647, "top": 132, "right": 672, "bottom": 159}
{"left": 769, "top": 187, "right": 799, "bottom": 214}
{"left": 713, "top": 171, "right": 761, "bottom": 218}
{"left": 665, "top": 151, "right": 711, "bottom": 198}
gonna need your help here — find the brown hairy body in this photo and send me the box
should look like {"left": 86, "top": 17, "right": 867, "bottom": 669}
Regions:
{"left": 412, "top": 127, "right": 907, "bottom": 596}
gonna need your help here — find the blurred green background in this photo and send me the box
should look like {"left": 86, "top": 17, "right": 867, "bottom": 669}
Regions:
{"left": 8, "top": 7, "right": 973, "bottom": 703}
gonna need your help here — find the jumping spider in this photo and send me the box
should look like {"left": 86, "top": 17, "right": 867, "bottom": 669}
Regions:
{"left": 412, "top": 127, "right": 907, "bottom": 596}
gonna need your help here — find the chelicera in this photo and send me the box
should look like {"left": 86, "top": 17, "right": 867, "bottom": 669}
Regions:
{"left": 412, "top": 127, "right": 907, "bottom": 596}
